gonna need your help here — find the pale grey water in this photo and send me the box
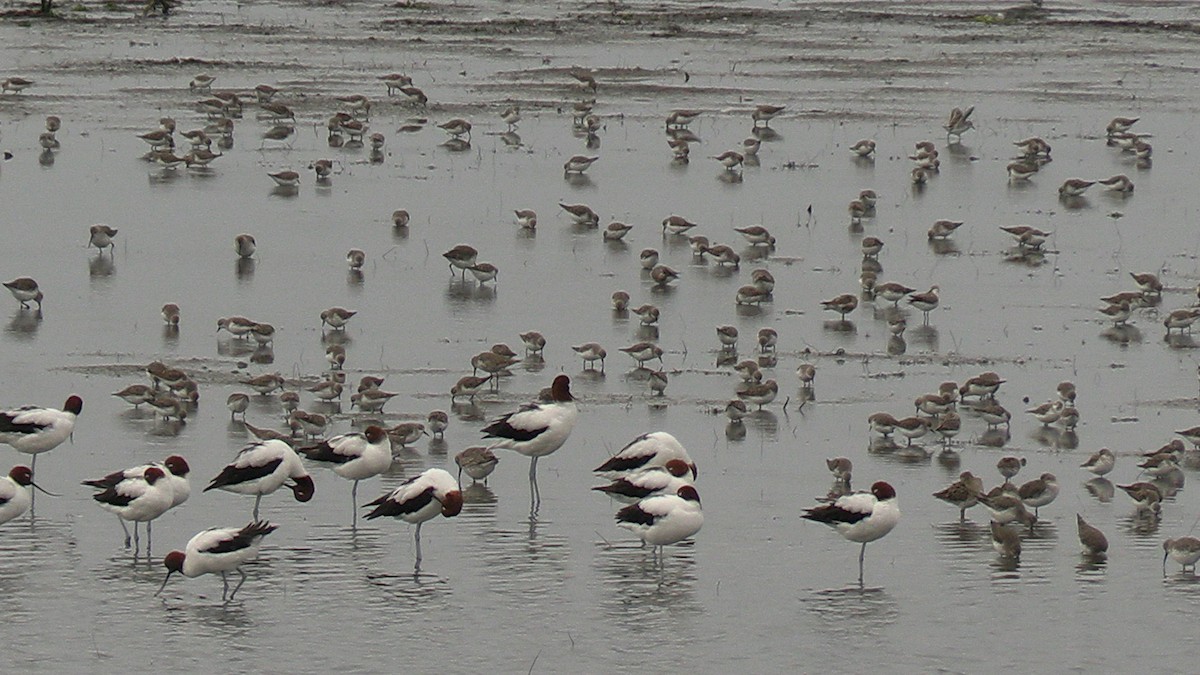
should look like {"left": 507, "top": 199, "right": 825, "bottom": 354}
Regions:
{"left": 2, "top": 0, "right": 1200, "bottom": 671}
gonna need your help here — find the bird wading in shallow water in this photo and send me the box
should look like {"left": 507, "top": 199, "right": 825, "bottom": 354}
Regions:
{"left": 481, "top": 375, "right": 577, "bottom": 514}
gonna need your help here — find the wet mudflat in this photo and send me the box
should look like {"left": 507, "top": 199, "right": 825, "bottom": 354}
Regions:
{"left": 3, "top": 0, "right": 1200, "bottom": 671}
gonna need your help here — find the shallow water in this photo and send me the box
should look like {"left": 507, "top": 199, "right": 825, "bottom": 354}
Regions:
{"left": 3, "top": 0, "right": 1200, "bottom": 671}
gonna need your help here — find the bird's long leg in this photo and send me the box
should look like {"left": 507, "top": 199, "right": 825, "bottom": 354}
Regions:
{"left": 253, "top": 494, "right": 262, "bottom": 521}
{"left": 133, "top": 521, "right": 140, "bottom": 554}
{"left": 414, "top": 522, "right": 423, "bottom": 571}
{"left": 230, "top": 569, "right": 247, "bottom": 600}
{"left": 117, "top": 515, "right": 131, "bottom": 548}
{"left": 147, "top": 520, "right": 153, "bottom": 557}
{"left": 221, "top": 572, "right": 230, "bottom": 601}
{"left": 351, "top": 481, "right": 359, "bottom": 530}
{"left": 529, "top": 457, "right": 541, "bottom": 517}
{"left": 858, "top": 543, "right": 867, "bottom": 587}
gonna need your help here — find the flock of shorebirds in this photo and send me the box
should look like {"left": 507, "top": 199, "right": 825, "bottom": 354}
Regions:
{"left": 3, "top": 65, "right": 1200, "bottom": 598}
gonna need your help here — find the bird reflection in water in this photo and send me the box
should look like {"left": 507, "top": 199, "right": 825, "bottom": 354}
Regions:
{"left": 7, "top": 309, "right": 41, "bottom": 339}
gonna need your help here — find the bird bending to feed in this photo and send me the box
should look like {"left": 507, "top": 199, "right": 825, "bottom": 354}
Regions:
{"left": 481, "top": 375, "right": 577, "bottom": 504}
{"left": 1077, "top": 514, "right": 1108, "bottom": 556}
{"left": 363, "top": 468, "right": 463, "bottom": 570}
{"left": 1163, "top": 537, "right": 1200, "bottom": 576}
{"left": 0, "top": 466, "right": 55, "bottom": 526}
{"left": 4, "top": 277, "right": 43, "bottom": 309}
{"left": 615, "top": 485, "right": 704, "bottom": 558}
{"left": 157, "top": 521, "right": 279, "bottom": 602}
{"left": 990, "top": 521, "right": 1021, "bottom": 559}
{"left": 455, "top": 446, "right": 499, "bottom": 485}
{"left": 802, "top": 481, "right": 900, "bottom": 586}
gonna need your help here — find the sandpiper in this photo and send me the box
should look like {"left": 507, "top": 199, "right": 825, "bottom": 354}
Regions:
{"left": 1007, "top": 161, "right": 1038, "bottom": 181}
{"left": 990, "top": 521, "right": 1021, "bottom": 558}
{"left": 632, "top": 304, "right": 659, "bottom": 325}
{"left": 735, "top": 285, "right": 770, "bottom": 305}
{"left": 1018, "top": 473, "right": 1059, "bottom": 517}
{"left": 468, "top": 262, "right": 499, "bottom": 285}
{"left": 320, "top": 307, "right": 357, "bottom": 330}
{"left": 716, "top": 325, "right": 739, "bottom": 350}
{"left": 999, "top": 225, "right": 1050, "bottom": 249}
{"left": 563, "top": 155, "right": 599, "bottom": 175}
{"left": 751, "top": 104, "right": 785, "bottom": 127}
{"left": 1080, "top": 448, "right": 1115, "bottom": 476}
{"left": 734, "top": 225, "right": 775, "bottom": 247}
{"left": 1130, "top": 271, "right": 1163, "bottom": 296}
{"left": 1098, "top": 300, "right": 1132, "bottom": 326}
{"left": 758, "top": 328, "right": 777, "bottom": 352}
{"left": 848, "top": 200, "right": 867, "bottom": 225}
{"left": 1, "top": 77, "right": 34, "bottom": 94}
{"left": 450, "top": 375, "right": 491, "bottom": 401}
{"left": 4, "top": 278, "right": 42, "bottom": 309}
{"left": 1026, "top": 400, "right": 1063, "bottom": 426}
{"left": 650, "top": 265, "right": 680, "bottom": 286}
{"left": 379, "top": 73, "right": 412, "bottom": 95}
{"left": 442, "top": 245, "right": 479, "bottom": 276}
{"left": 500, "top": 105, "right": 520, "bottom": 129}
{"left": 399, "top": 85, "right": 428, "bottom": 105}
{"left": 927, "top": 220, "right": 962, "bottom": 240}
{"left": 619, "top": 342, "right": 664, "bottom": 368}
{"left": 737, "top": 379, "right": 778, "bottom": 409}
{"left": 515, "top": 209, "right": 537, "bottom": 230}
{"left": 933, "top": 471, "right": 983, "bottom": 521}
{"left": 827, "top": 457, "right": 852, "bottom": 483}
{"left": 751, "top": 269, "right": 774, "bottom": 293}
{"left": 268, "top": 170, "right": 300, "bottom": 187}
{"left": 603, "top": 222, "right": 634, "bottom": 242}
{"left": 572, "top": 343, "right": 607, "bottom": 371}
{"left": 560, "top": 203, "right": 600, "bottom": 226}
{"left": 665, "top": 110, "right": 701, "bottom": 128}
{"left": 997, "top": 456, "right": 1026, "bottom": 484}
{"left": 704, "top": 244, "right": 740, "bottom": 267}
{"left": 1076, "top": 514, "right": 1108, "bottom": 556}
{"left": 1163, "top": 537, "right": 1200, "bottom": 575}
{"left": 906, "top": 286, "right": 940, "bottom": 322}
{"left": 943, "top": 105, "right": 975, "bottom": 140}
{"left": 1118, "top": 481, "right": 1162, "bottom": 514}
{"left": 668, "top": 137, "right": 690, "bottom": 160}
{"left": 437, "top": 118, "right": 472, "bottom": 139}
{"left": 711, "top": 150, "right": 744, "bottom": 171}
{"left": 662, "top": 215, "right": 698, "bottom": 236}
{"left": 874, "top": 281, "right": 915, "bottom": 306}
{"left": 820, "top": 294, "right": 858, "bottom": 319}
{"left": 1098, "top": 174, "right": 1134, "bottom": 193}
{"left": 796, "top": 363, "right": 816, "bottom": 389}
{"left": 1058, "top": 178, "right": 1095, "bottom": 198}
{"left": 1106, "top": 116, "right": 1138, "bottom": 136}
{"left": 850, "top": 139, "right": 876, "bottom": 157}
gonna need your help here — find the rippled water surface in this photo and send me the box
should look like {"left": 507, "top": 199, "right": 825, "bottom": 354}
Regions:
{"left": 3, "top": 0, "right": 1200, "bottom": 671}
